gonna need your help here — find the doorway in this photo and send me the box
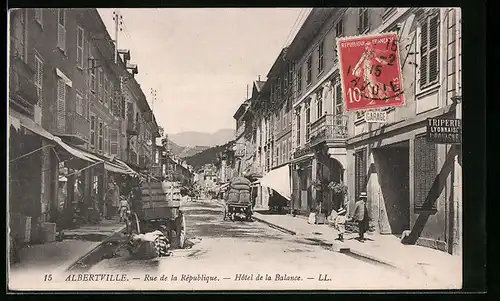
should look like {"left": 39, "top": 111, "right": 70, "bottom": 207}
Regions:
{"left": 372, "top": 141, "right": 410, "bottom": 235}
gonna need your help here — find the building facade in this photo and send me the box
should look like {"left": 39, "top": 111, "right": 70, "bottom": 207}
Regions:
{"left": 287, "top": 7, "right": 461, "bottom": 254}
{"left": 8, "top": 8, "right": 161, "bottom": 242}
{"left": 227, "top": 7, "right": 461, "bottom": 255}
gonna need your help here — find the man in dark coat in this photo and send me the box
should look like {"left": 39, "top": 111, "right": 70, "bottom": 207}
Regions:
{"left": 348, "top": 191, "right": 370, "bottom": 241}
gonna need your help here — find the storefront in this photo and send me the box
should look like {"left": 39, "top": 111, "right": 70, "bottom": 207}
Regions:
{"left": 290, "top": 151, "right": 314, "bottom": 214}
{"left": 8, "top": 110, "right": 96, "bottom": 242}
{"left": 346, "top": 108, "right": 461, "bottom": 254}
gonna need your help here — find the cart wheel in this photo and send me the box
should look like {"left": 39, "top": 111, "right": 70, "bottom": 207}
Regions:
{"left": 128, "top": 212, "right": 140, "bottom": 235}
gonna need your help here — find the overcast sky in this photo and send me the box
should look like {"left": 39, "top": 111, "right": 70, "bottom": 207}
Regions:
{"left": 97, "top": 8, "right": 308, "bottom": 135}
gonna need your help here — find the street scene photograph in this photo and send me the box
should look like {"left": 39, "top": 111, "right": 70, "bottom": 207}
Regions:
{"left": 7, "top": 7, "right": 463, "bottom": 291}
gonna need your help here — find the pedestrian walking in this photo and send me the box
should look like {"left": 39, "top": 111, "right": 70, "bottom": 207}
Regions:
{"left": 104, "top": 181, "right": 114, "bottom": 220}
{"left": 334, "top": 207, "right": 347, "bottom": 242}
{"left": 348, "top": 192, "right": 370, "bottom": 242}
{"left": 119, "top": 196, "right": 130, "bottom": 223}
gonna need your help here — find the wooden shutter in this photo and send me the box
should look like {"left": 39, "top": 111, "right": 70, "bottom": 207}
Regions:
{"left": 428, "top": 14, "right": 440, "bottom": 83}
{"left": 90, "top": 115, "right": 95, "bottom": 146}
{"left": 355, "top": 148, "right": 367, "bottom": 199}
{"left": 57, "top": 78, "right": 66, "bottom": 132}
{"left": 414, "top": 135, "right": 437, "bottom": 210}
{"left": 77, "top": 27, "right": 84, "bottom": 67}
{"left": 76, "top": 93, "right": 82, "bottom": 115}
{"left": 57, "top": 10, "right": 66, "bottom": 51}
{"left": 34, "top": 55, "right": 43, "bottom": 104}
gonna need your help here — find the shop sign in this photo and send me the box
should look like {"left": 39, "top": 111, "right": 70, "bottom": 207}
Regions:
{"left": 364, "top": 110, "right": 387, "bottom": 123}
{"left": 426, "top": 118, "right": 462, "bottom": 144}
{"left": 337, "top": 32, "right": 405, "bottom": 112}
{"left": 293, "top": 146, "right": 313, "bottom": 159}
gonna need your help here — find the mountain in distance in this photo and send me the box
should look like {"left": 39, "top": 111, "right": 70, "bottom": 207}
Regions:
{"left": 184, "top": 144, "right": 228, "bottom": 170}
{"left": 166, "top": 139, "right": 211, "bottom": 158}
{"left": 168, "top": 129, "right": 234, "bottom": 148}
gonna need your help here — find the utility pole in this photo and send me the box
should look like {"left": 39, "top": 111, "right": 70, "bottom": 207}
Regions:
{"left": 112, "top": 10, "right": 123, "bottom": 64}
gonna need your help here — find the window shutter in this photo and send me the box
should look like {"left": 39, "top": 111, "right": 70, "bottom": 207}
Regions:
{"left": 57, "top": 25, "right": 66, "bottom": 51}
{"left": 428, "top": 14, "right": 440, "bottom": 83}
{"left": 77, "top": 27, "right": 84, "bottom": 67}
{"left": 414, "top": 135, "right": 437, "bottom": 210}
{"left": 35, "top": 56, "right": 43, "bottom": 104}
{"left": 90, "top": 115, "right": 95, "bottom": 146}
{"left": 419, "top": 19, "right": 429, "bottom": 87}
{"left": 57, "top": 78, "right": 66, "bottom": 132}
{"left": 355, "top": 148, "right": 367, "bottom": 199}
{"left": 76, "top": 93, "right": 82, "bottom": 115}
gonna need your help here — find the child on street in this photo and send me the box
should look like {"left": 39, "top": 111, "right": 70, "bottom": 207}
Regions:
{"left": 334, "top": 207, "right": 348, "bottom": 242}
{"left": 119, "top": 196, "right": 130, "bottom": 223}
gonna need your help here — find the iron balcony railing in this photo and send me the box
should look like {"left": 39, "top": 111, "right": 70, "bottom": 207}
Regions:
{"left": 54, "top": 111, "right": 90, "bottom": 144}
{"left": 309, "top": 114, "right": 349, "bottom": 147}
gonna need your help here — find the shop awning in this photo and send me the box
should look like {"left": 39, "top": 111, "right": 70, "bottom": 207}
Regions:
{"left": 259, "top": 165, "right": 291, "bottom": 201}
{"left": 9, "top": 110, "right": 94, "bottom": 163}
{"left": 62, "top": 145, "right": 135, "bottom": 175}
{"left": 289, "top": 153, "right": 314, "bottom": 164}
{"left": 113, "top": 158, "right": 139, "bottom": 175}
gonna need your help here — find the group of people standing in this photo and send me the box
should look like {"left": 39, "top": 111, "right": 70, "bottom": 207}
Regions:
{"left": 328, "top": 191, "right": 371, "bottom": 243}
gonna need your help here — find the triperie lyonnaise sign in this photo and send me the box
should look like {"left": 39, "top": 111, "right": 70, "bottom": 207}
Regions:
{"left": 337, "top": 33, "right": 405, "bottom": 112}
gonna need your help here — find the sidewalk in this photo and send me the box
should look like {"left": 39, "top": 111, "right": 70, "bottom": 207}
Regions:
{"left": 10, "top": 217, "right": 126, "bottom": 274}
{"left": 253, "top": 212, "right": 462, "bottom": 289}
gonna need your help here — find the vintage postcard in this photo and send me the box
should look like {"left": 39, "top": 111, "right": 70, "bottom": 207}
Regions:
{"left": 7, "top": 7, "right": 463, "bottom": 291}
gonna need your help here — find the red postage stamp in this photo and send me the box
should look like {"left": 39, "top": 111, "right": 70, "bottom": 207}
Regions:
{"left": 337, "top": 32, "right": 405, "bottom": 112}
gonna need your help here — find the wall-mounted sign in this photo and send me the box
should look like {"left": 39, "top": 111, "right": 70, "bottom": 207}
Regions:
{"left": 337, "top": 32, "right": 405, "bottom": 112}
{"left": 365, "top": 110, "right": 387, "bottom": 123}
{"left": 426, "top": 118, "right": 462, "bottom": 144}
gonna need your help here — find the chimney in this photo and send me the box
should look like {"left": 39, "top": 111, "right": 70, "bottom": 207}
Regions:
{"left": 258, "top": 75, "right": 261, "bottom": 81}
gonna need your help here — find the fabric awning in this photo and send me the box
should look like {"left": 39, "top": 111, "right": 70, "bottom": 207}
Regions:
{"left": 260, "top": 165, "right": 291, "bottom": 200}
{"left": 63, "top": 145, "right": 135, "bottom": 175}
{"left": 9, "top": 110, "right": 94, "bottom": 163}
{"left": 113, "top": 158, "right": 139, "bottom": 175}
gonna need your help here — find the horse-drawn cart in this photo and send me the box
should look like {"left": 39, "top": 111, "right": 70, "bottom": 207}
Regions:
{"left": 127, "top": 181, "right": 186, "bottom": 249}
{"left": 224, "top": 177, "right": 253, "bottom": 222}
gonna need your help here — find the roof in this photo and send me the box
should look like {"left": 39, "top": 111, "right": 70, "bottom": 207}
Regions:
{"left": 266, "top": 48, "right": 289, "bottom": 78}
{"left": 254, "top": 81, "right": 266, "bottom": 93}
{"left": 233, "top": 99, "right": 251, "bottom": 120}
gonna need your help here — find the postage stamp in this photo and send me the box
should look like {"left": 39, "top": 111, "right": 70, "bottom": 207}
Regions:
{"left": 337, "top": 32, "right": 406, "bottom": 112}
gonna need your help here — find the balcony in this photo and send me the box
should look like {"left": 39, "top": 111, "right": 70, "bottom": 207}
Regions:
{"left": 309, "top": 114, "right": 349, "bottom": 147}
{"left": 54, "top": 111, "right": 90, "bottom": 145}
{"left": 127, "top": 120, "right": 139, "bottom": 136}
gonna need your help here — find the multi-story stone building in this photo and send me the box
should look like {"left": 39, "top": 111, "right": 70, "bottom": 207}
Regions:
{"left": 8, "top": 8, "right": 161, "bottom": 241}
{"left": 288, "top": 7, "right": 462, "bottom": 254}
